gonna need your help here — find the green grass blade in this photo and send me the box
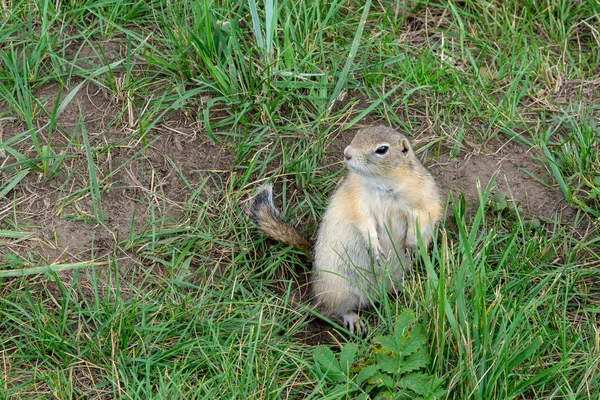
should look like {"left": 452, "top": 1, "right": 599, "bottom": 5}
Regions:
{"left": 0, "top": 262, "right": 104, "bottom": 278}
{"left": 0, "top": 169, "right": 29, "bottom": 200}
{"left": 78, "top": 109, "right": 105, "bottom": 223}
{"left": 247, "top": 0, "right": 265, "bottom": 51}
{"left": 327, "top": 0, "right": 371, "bottom": 112}
{"left": 0, "top": 230, "right": 30, "bottom": 239}
{"left": 541, "top": 141, "right": 572, "bottom": 202}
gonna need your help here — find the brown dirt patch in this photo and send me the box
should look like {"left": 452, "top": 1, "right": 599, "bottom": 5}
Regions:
{"left": 0, "top": 77, "right": 234, "bottom": 276}
{"left": 432, "top": 138, "right": 578, "bottom": 223}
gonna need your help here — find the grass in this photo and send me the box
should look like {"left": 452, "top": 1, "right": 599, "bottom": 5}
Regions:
{"left": 0, "top": 0, "right": 599, "bottom": 398}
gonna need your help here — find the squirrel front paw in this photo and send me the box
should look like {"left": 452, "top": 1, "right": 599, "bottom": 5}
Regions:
{"left": 405, "top": 232, "right": 417, "bottom": 249}
{"left": 368, "top": 243, "right": 387, "bottom": 264}
{"left": 405, "top": 245, "right": 415, "bottom": 259}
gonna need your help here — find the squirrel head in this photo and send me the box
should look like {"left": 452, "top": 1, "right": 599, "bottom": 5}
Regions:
{"left": 343, "top": 125, "right": 415, "bottom": 177}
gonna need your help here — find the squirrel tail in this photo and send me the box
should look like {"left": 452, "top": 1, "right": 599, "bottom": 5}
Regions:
{"left": 247, "top": 184, "right": 311, "bottom": 256}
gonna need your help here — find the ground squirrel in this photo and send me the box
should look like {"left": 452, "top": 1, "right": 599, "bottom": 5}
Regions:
{"left": 248, "top": 125, "right": 442, "bottom": 334}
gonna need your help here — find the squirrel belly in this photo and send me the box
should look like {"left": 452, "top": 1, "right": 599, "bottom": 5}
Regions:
{"left": 247, "top": 125, "right": 442, "bottom": 334}
{"left": 312, "top": 173, "right": 412, "bottom": 321}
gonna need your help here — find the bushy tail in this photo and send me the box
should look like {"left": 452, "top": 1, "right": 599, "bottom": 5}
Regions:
{"left": 247, "top": 184, "right": 311, "bottom": 256}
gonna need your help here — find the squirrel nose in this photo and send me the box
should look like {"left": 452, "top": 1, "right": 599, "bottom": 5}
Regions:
{"left": 344, "top": 147, "right": 352, "bottom": 160}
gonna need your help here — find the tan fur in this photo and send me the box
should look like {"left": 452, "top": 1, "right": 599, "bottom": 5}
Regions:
{"left": 247, "top": 184, "right": 311, "bottom": 256}
{"left": 257, "top": 209, "right": 311, "bottom": 255}
{"left": 248, "top": 126, "right": 442, "bottom": 334}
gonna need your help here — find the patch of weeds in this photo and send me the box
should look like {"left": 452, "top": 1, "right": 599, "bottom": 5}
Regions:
{"left": 1, "top": 252, "right": 31, "bottom": 270}
{"left": 416, "top": 178, "right": 590, "bottom": 399}
{"left": 536, "top": 107, "right": 600, "bottom": 218}
{"left": 313, "top": 310, "right": 445, "bottom": 399}
{"left": 488, "top": 192, "right": 542, "bottom": 231}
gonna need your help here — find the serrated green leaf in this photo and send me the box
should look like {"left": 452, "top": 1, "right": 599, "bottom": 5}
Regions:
{"left": 314, "top": 345, "right": 345, "bottom": 383}
{"left": 420, "top": 378, "right": 446, "bottom": 400}
{"left": 399, "top": 325, "right": 427, "bottom": 357}
{"left": 375, "top": 344, "right": 430, "bottom": 376}
{"left": 375, "top": 311, "right": 422, "bottom": 356}
{"left": 330, "top": 383, "right": 353, "bottom": 398}
{"left": 399, "top": 373, "right": 445, "bottom": 397}
{"left": 395, "top": 392, "right": 413, "bottom": 400}
{"left": 339, "top": 343, "right": 359, "bottom": 374}
{"left": 394, "top": 310, "right": 416, "bottom": 336}
{"left": 382, "top": 373, "right": 396, "bottom": 389}
{"left": 367, "top": 374, "right": 384, "bottom": 386}
{"left": 399, "top": 373, "right": 431, "bottom": 396}
{"left": 373, "top": 334, "right": 398, "bottom": 353}
{"left": 375, "top": 352, "right": 397, "bottom": 374}
{"left": 314, "top": 345, "right": 336, "bottom": 368}
{"left": 356, "top": 365, "right": 378, "bottom": 386}
{"left": 366, "top": 371, "right": 396, "bottom": 388}
{"left": 375, "top": 391, "right": 395, "bottom": 400}
{"left": 398, "top": 346, "right": 430, "bottom": 374}
{"left": 491, "top": 193, "right": 508, "bottom": 212}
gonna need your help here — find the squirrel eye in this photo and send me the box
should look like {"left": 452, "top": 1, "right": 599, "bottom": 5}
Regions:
{"left": 375, "top": 145, "right": 389, "bottom": 155}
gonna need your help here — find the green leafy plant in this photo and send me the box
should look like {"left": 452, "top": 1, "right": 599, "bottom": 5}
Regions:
{"left": 313, "top": 310, "right": 445, "bottom": 399}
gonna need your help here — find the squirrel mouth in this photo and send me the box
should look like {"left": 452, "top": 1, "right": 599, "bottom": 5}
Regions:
{"left": 346, "top": 160, "right": 370, "bottom": 176}
{"left": 345, "top": 159, "right": 357, "bottom": 170}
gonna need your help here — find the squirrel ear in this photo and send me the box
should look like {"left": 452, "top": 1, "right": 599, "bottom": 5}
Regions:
{"left": 400, "top": 138, "right": 411, "bottom": 156}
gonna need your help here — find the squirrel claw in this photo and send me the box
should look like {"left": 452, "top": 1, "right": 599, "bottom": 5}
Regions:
{"left": 343, "top": 312, "right": 366, "bottom": 336}
{"left": 368, "top": 244, "right": 387, "bottom": 265}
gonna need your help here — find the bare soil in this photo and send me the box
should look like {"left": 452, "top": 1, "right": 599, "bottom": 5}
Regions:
{"left": 432, "top": 139, "right": 578, "bottom": 222}
{"left": 0, "top": 79, "right": 234, "bottom": 271}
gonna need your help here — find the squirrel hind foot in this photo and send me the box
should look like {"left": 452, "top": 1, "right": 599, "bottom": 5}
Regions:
{"left": 343, "top": 312, "right": 366, "bottom": 336}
